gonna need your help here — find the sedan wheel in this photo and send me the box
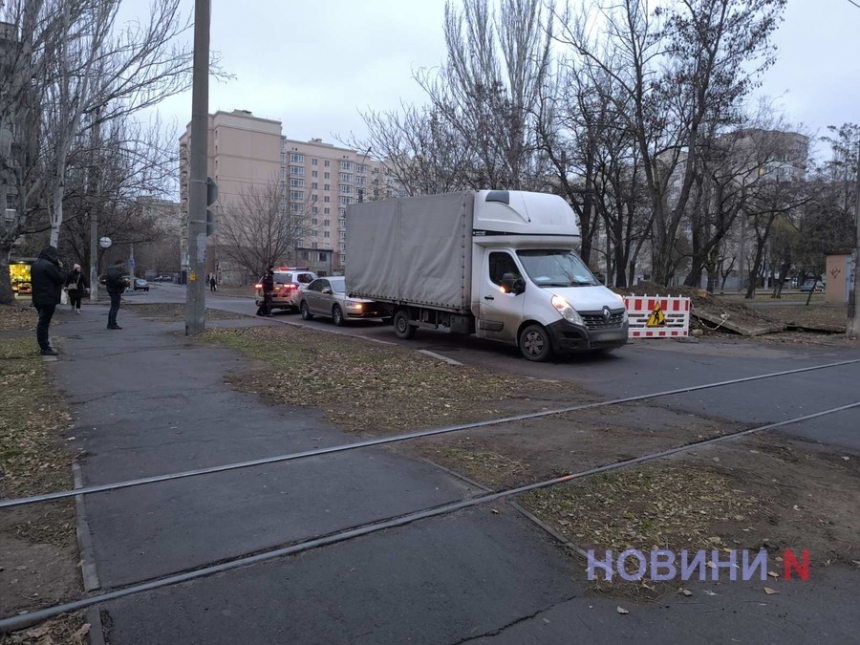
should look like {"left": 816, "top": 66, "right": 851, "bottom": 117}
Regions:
{"left": 332, "top": 305, "right": 344, "bottom": 326}
{"left": 300, "top": 300, "right": 313, "bottom": 320}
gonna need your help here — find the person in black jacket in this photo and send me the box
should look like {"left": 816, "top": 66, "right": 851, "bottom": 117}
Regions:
{"left": 30, "top": 245, "right": 66, "bottom": 356}
{"left": 65, "top": 264, "right": 89, "bottom": 314}
{"left": 105, "top": 259, "right": 130, "bottom": 329}
{"left": 256, "top": 266, "right": 275, "bottom": 316}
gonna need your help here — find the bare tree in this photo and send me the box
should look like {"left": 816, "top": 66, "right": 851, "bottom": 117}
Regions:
{"left": 212, "top": 180, "right": 311, "bottom": 282}
{"left": 0, "top": 0, "right": 198, "bottom": 304}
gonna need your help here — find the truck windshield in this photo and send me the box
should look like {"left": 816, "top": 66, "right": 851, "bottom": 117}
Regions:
{"left": 516, "top": 250, "right": 600, "bottom": 287}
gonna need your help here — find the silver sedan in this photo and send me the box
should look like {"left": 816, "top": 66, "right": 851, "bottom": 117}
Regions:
{"left": 299, "top": 276, "right": 390, "bottom": 326}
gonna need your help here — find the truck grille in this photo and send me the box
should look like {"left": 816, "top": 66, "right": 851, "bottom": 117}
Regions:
{"left": 581, "top": 311, "right": 625, "bottom": 329}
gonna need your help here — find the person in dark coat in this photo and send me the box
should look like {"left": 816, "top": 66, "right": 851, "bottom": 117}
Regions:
{"left": 209, "top": 275, "right": 217, "bottom": 292}
{"left": 256, "top": 266, "right": 275, "bottom": 316}
{"left": 65, "top": 263, "right": 89, "bottom": 314}
{"left": 105, "top": 259, "right": 130, "bottom": 329}
{"left": 30, "top": 245, "right": 66, "bottom": 355}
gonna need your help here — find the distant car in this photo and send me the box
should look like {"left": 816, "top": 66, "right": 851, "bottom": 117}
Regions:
{"left": 255, "top": 268, "right": 317, "bottom": 312}
{"left": 152, "top": 275, "right": 173, "bottom": 282}
{"left": 799, "top": 279, "right": 824, "bottom": 293}
{"left": 299, "top": 276, "right": 390, "bottom": 325}
{"left": 133, "top": 278, "right": 149, "bottom": 291}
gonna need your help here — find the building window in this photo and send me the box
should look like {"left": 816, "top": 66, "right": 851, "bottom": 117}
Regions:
{"left": 324, "top": 208, "right": 330, "bottom": 215}
{"left": 290, "top": 178, "right": 304, "bottom": 188}
{"left": 324, "top": 196, "right": 331, "bottom": 203}
{"left": 339, "top": 208, "right": 346, "bottom": 217}
{"left": 318, "top": 252, "right": 327, "bottom": 262}
{"left": 290, "top": 191, "right": 304, "bottom": 201}
{"left": 324, "top": 231, "right": 330, "bottom": 238}
{"left": 300, "top": 250, "right": 309, "bottom": 260}
{"left": 312, "top": 207, "right": 318, "bottom": 214}
{"left": 311, "top": 158, "right": 318, "bottom": 166}
{"left": 312, "top": 218, "right": 318, "bottom": 225}
{"left": 290, "top": 203, "right": 302, "bottom": 213}
{"left": 280, "top": 152, "right": 286, "bottom": 164}
{"left": 280, "top": 168, "right": 287, "bottom": 179}
{"left": 340, "top": 184, "right": 352, "bottom": 194}
{"left": 357, "top": 164, "right": 367, "bottom": 175}
{"left": 341, "top": 254, "right": 346, "bottom": 263}
{"left": 290, "top": 153, "right": 304, "bottom": 164}
{"left": 340, "top": 196, "right": 351, "bottom": 206}
{"left": 324, "top": 160, "right": 331, "bottom": 167}
{"left": 324, "top": 184, "right": 330, "bottom": 191}
{"left": 312, "top": 242, "right": 318, "bottom": 249}
{"left": 311, "top": 170, "right": 318, "bottom": 178}
{"left": 340, "top": 160, "right": 352, "bottom": 171}
{"left": 311, "top": 194, "right": 318, "bottom": 201}
{"left": 323, "top": 219, "right": 330, "bottom": 226}
{"left": 290, "top": 166, "right": 304, "bottom": 176}
{"left": 356, "top": 176, "right": 367, "bottom": 187}
{"left": 324, "top": 172, "right": 330, "bottom": 179}
{"left": 340, "top": 243, "right": 346, "bottom": 251}
{"left": 339, "top": 231, "right": 345, "bottom": 239}
{"left": 311, "top": 182, "right": 318, "bottom": 189}
{"left": 340, "top": 173, "right": 352, "bottom": 183}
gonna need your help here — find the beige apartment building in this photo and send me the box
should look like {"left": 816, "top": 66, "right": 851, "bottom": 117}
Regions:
{"left": 179, "top": 109, "right": 400, "bottom": 284}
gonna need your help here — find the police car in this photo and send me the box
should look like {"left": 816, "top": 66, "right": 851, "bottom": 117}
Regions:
{"left": 255, "top": 267, "right": 318, "bottom": 312}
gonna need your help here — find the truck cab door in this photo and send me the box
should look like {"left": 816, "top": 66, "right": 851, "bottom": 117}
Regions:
{"left": 477, "top": 251, "right": 524, "bottom": 344}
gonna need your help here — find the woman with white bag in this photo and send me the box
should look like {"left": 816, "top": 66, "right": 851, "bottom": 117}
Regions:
{"left": 64, "top": 264, "right": 89, "bottom": 314}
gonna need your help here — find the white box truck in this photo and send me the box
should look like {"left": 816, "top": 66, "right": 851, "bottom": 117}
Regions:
{"left": 346, "top": 190, "right": 628, "bottom": 361}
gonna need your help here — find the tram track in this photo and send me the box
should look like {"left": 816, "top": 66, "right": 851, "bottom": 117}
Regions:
{"left": 2, "top": 357, "right": 858, "bottom": 511}
{"left": 1, "top": 400, "right": 857, "bottom": 632}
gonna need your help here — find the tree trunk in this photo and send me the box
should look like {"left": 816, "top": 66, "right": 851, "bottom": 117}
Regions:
{"left": 0, "top": 244, "right": 14, "bottom": 305}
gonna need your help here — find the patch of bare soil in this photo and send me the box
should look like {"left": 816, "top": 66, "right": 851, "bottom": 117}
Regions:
{"left": 0, "top": 337, "right": 81, "bottom": 626}
{"left": 0, "top": 305, "right": 62, "bottom": 333}
{"left": 204, "top": 325, "right": 590, "bottom": 434}
{"left": 0, "top": 613, "right": 89, "bottom": 645}
{"left": 124, "top": 303, "right": 243, "bottom": 322}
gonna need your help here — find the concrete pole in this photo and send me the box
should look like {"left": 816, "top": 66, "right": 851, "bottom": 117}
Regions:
{"left": 185, "top": 0, "right": 210, "bottom": 336}
{"left": 89, "top": 108, "right": 101, "bottom": 302}
{"left": 847, "top": 146, "right": 860, "bottom": 338}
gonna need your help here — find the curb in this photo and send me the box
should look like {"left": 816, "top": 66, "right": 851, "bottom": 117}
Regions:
{"left": 416, "top": 458, "right": 589, "bottom": 560}
{"left": 72, "top": 460, "right": 105, "bottom": 645}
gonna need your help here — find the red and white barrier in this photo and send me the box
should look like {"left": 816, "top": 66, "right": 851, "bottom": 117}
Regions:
{"left": 623, "top": 295, "right": 691, "bottom": 338}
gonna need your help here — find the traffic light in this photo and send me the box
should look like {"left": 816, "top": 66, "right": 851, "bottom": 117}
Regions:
{"left": 206, "top": 177, "right": 218, "bottom": 237}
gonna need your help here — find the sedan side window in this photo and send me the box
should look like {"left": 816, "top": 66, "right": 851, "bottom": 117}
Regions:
{"left": 306, "top": 279, "right": 321, "bottom": 292}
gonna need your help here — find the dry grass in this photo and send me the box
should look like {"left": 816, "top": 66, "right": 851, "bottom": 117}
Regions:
{"left": 0, "top": 613, "right": 89, "bottom": 645}
{"left": 203, "top": 325, "right": 584, "bottom": 434}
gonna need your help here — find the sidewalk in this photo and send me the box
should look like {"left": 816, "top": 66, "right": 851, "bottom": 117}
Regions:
{"left": 47, "top": 304, "right": 581, "bottom": 643}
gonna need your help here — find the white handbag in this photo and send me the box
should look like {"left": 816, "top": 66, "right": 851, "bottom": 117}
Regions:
{"left": 60, "top": 289, "right": 69, "bottom": 305}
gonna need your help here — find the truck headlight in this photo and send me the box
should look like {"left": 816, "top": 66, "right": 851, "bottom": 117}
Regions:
{"left": 551, "top": 295, "right": 583, "bottom": 325}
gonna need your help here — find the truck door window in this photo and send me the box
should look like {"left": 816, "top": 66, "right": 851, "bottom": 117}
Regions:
{"left": 489, "top": 252, "right": 520, "bottom": 286}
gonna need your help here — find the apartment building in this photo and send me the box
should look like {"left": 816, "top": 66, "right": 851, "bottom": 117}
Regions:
{"left": 179, "top": 109, "right": 401, "bottom": 283}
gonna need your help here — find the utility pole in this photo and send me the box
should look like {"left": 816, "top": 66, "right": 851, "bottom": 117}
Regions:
{"left": 89, "top": 107, "right": 101, "bottom": 302}
{"left": 185, "top": 0, "right": 210, "bottom": 336}
{"left": 847, "top": 145, "right": 860, "bottom": 338}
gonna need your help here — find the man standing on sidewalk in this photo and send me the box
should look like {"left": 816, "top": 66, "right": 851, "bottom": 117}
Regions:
{"left": 105, "top": 259, "right": 130, "bottom": 330}
{"left": 30, "top": 245, "right": 66, "bottom": 356}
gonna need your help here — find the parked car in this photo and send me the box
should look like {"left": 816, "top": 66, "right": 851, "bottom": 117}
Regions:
{"left": 151, "top": 275, "right": 173, "bottom": 282}
{"left": 799, "top": 279, "right": 824, "bottom": 293}
{"left": 300, "top": 276, "right": 390, "bottom": 325}
{"left": 254, "top": 268, "right": 317, "bottom": 312}
{"left": 133, "top": 278, "right": 149, "bottom": 291}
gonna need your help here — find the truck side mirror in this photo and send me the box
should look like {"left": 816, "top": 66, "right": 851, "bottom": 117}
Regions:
{"left": 501, "top": 273, "right": 525, "bottom": 296}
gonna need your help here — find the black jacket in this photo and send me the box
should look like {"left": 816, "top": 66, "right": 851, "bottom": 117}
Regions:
{"left": 261, "top": 273, "right": 274, "bottom": 295}
{"left": 31, "top": 246, "right": 66, "bottom": 307}
{"left": 105, "top": 266, "right": 129, "bottom": 294}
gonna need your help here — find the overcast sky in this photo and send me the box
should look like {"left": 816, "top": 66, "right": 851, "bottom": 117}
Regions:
{"left": 135, "top": 0, "right": 859, "bottom": 152}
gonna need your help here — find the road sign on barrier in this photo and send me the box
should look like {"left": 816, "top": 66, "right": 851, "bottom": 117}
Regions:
{"left": 624, "top": 295, "right": 690, "bottom": 338}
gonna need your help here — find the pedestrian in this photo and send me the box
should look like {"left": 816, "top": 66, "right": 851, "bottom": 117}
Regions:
{"left": 256, "top": 266, "right": 275, "bottom": 317}
{"left": 209, "top": 275, "right": 217, "bottom": 292}
{"left": 105, "top": 259, "right": 130, "bottom": 330}
{"left": 65, "top": 263, "right": 89, "bottom": 314}
{"left": 30, "top": 245, "right": 66, "bottom": 356}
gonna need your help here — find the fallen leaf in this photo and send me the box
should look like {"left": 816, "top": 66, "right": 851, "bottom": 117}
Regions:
{"left": 764, "top": 587, "right": 779, "bottom": 595}
{"left": 768, "top": 571, "right": 779, "bottom": 579}
{"left": 617, "top": 606, "right": 629, "bottom": 615}
{"left": 703, "top": 590, "right": 717, "bottom": 596}
{"left": 491, "top": 509, "right": 500, "bottom": 514}
{"left": 26, "top": 625, "right": 51, "bottom": 638}
{"left": 75, "top": 623, "right": 91, "bottom": 640}
{"left": 679, "top": 588, "right": 693, "bottom": 597}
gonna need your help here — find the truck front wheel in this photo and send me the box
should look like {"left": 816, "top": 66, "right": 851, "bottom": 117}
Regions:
{"left": 519, "top": 324, "right": 553, "bottom": 362}
{"left": 393, "top": 310, "right": 417, "bottom": 340}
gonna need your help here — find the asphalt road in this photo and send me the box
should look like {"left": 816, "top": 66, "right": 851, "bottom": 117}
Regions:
{"left": 41, "top": 287, "right": 860, "bottom": 644}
